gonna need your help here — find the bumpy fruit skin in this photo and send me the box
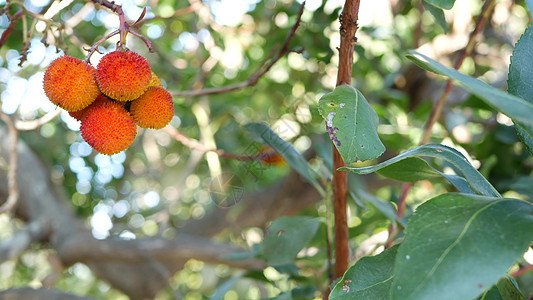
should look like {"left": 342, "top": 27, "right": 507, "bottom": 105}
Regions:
{"left": 69, "top": 93, "right": 110, "bottom": 121}
{"left": 148, "top": 71, "right": 163, "bottom": 88}
{"left": 96, "top": 50, "right": 151, "bottom": 101}
{"left": 43, "top": 56, "right": 100, "bottom": 112}
{"left": 81, "top": 102, "right": 137, "bottom": 155}
{"left": 130, "top": 87, "right": 174, "bottom": 129}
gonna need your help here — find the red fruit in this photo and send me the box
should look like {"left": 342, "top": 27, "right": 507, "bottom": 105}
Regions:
{"left": 81, "top": 102, "right": 137, "bottom": 155}
{"left": 129, "top": 87, "right": 174, "bottom": 129}
{"left": 148, "top": 71, "right": 163, "bottom": 88}
{"left": 43, "top": 55, "right": 100, "bottom": 111}
{"left": 69, "top": 93, "right": 110, "bottom": 121}
{"left": 96, "top": 50, "right": 151, "bottom": 101}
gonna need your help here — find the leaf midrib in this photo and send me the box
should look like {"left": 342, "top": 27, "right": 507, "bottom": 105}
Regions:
{"left": 407, "top": 199, "right": 505, "bottom": 298}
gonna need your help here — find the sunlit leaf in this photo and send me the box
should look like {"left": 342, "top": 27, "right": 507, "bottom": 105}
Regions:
{"left": 330, "top": 246, "right": 398, "bottom": 300}
{"left": 391, "top": 193, "right": 533, "bottom": 300}
{"left": 318, "top": 85, "right": 385, "bottom": 163}
{"left": 424, "top": 2, "right": 449, "bottom": 33}
{"left": 423, "top": 0, "right": 456, "bottom": 10}
{"left": 508, "top": 23, "right": 533, "bottom": 154}
{"left": 406, "top": 51, "right": 533, "bottom": 129}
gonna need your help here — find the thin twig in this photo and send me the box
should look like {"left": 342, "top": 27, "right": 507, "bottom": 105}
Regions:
{"left": 14, "top": 110, "right": 61, "bottom": 131}
{"left": 388, "top": 0, "right": 497, "bottom": 249}
{"left": 0, "top": 112, "right": 19, "bottom": 214}
{"left": 133, "top": 4, "right": 196, "bottom": 27}
{"left": 170, "top": 1, "right": 306, "bottom": 98}
{"left": 420, "top": 0, "right": 496, "bottom": 145}
{"left": 0, "top": 9, "right": 24, "bottom": 50}
{"left": 511, "top": 264, "right": 533, "bottom": 278}
{"left": 163, "top": 126, "right": 253, "bottom": 161}
{"left": 85, "top": 0, "right": 153, "bottom": 63}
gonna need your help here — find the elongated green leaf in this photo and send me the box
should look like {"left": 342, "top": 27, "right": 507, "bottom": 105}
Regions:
{"left": 318, "top": 85, "right": 385, "bottom": 163}
{"left": 406, "top": 51, "right": 533, "bottom": 129}
{"left": 508, "top": 23, "right": 533, "bottom": 154}
{"left": 391, "top": 193, "right": 533, "bottom": 300}
{"left": 423, "top": 0, "right": 455, "bottom": 10}
{"left": 341, "top": 144, "right": 500, "bottom": 197}
{"left": 244, "top": 122, "right": 324, "bottom": 195}
{"left": 262, "top": 216, "right": 321, "bottom": 266}
{"left": 424, "top": 2, "right": 449, "bottom": 33}
{"left": 330, "top": 246, "right": 398, "bottom": 300}
{"left": 478, "top": 276, "right": 525, "bottom": 300}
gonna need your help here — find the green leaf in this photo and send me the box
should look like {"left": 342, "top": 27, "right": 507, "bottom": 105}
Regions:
{"left": 424, "top": 2, "right": 449, "bottom": 33}
{"left": 330, "top": 246, "right": 398, "bottom": 300}
{"left": 341, "top": 144, "right": 500, "bottom": 198}
{"left": 373, "top": 156, "right": 442, "bottom": 182}
{"left": 318, "top": 85, "right": 385, "bottom": 163}
{"left": 350, "top": 190, "right": 405, "bottom": 226}
{"left": 406, "top": 51, "right": 533, "bottom": 129}
{"left": 478, "top": 276, "right": 525, "bottom": 300}
{"left": 244, "top": 122, "right": 325, "bottom": 195}
{"left": 423, "top": 0, "right": 455, "bottom": 10}
{"left": 516, "top": 123, "right": 533, "bottom": 154}
{"left": 391, "top": 193, "right": 533, "bottom": 300}
{"left": 209, "top": 275, "right": 242, "bottom": 300}
{"left": 508, "top": 23, "right": 533, "bottom": 155}
{"left": 262, "top": 216, "right": 321, "bottom": 266}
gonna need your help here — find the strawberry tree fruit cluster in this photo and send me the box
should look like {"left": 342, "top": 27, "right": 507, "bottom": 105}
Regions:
{"left": 43, "top": 50, "right": 174, "bottom": 155}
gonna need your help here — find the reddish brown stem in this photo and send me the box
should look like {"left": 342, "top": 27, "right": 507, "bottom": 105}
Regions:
{"left": 85, "top": 0, "right": 153, "bottom": 63}
{"left": 389, "top": 0, "right": 497, "bottom": 248}
{"left": 420, "top": 0, "right": 496, "bottom": 145}
{"left": 164, "top": 126, "right": 268, "bottom": 161}
{"left": 331, "top": 0, "right": 361, "bottom": 280}
{"left": 171, "top": 2, "right": 304, "bottom": 98}
{"left": 511, "top": 264, "right": 533, "bottom": 278}
{"left": 385, "top": 182, "right": 412, "bottom": 249}
{"left": 0, "top": 9, "right": 24, "bottom": 50}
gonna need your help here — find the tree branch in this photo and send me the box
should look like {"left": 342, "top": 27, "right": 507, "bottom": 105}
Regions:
{"left": 57, "top": 233, "right": 265, "bottom": 270}
{"left": 389, "top": 0, "right": 497, "bottom": 249}
{"left": 0, "top": 288, "right": 94, "bottom": 300}
{"left": 14, "top": 110, "right": 61, "bottom": 131}
{"left": 332, "top": 0, "right": 361, "bottom": 281}
{"left": 420, "top": 0, "right": 497, "bottom": 145}
{"left": 164, "top": 126, "right": 257, "bottom": 161}
{"left": 0, "top": 112, "right": 20, "bottom": 214}
{"left": 0, "top": 9, "right": 23, "bottom": 50}
{"left": 0, "top": 219, "right": 50, "bottom": 263}
{"left": 0, "top": 127, "right": 264, "bottom": 299}
{"left": 170, "top": 2, "right": 305, "bottom": 98}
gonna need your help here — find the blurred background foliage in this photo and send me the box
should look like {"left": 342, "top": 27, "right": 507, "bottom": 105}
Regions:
{"left": 1, "top": 0, "right": 533, "bottom": 298}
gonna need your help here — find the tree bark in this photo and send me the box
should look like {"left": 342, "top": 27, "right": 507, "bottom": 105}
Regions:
{"left": 0, "top": 127, "right": 264, "bottom": 299}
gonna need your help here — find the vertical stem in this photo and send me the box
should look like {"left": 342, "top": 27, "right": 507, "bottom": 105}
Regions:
{"left": 420, "top": 0, "right": 496, "bottom": 145}
{"left": 389, "top": 0, "right": 497, "bottom": 248}
{"left": 332, "top": 0, "right": 361, "bottom": 279}
{"left": 332, "top": 147, "right": 348, "bottom": 277}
